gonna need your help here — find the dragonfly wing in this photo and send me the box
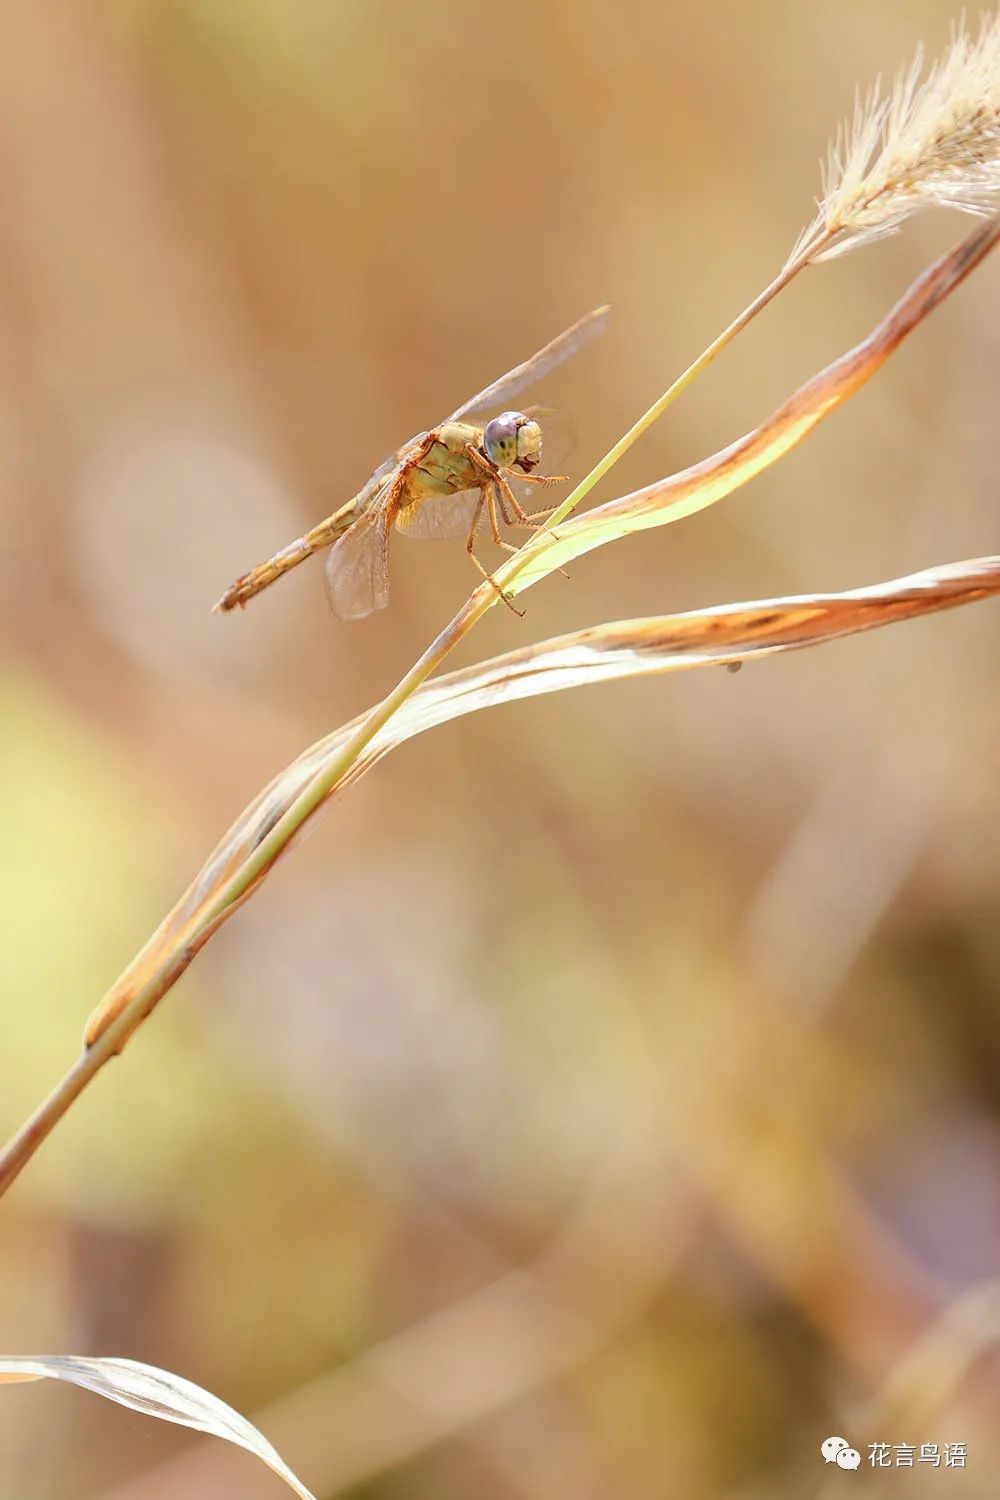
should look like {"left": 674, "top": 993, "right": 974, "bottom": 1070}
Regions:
{"left": 395, "top": 488, "right": 482, "bottom": 541}
{"left": 446, "top": 305, "right": 610, "bottom": 423}
{"left": 354, "top": 437, "right": 419, "bottom": 509}
{"left": 324, "top": 506, "right": 391, "bottom": 619}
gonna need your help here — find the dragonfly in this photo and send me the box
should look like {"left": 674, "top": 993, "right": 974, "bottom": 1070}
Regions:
{"left": 214, "top": 305, "right": 610, "bottom": 619}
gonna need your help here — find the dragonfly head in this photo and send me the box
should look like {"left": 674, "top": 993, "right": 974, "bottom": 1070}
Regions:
{"left": 483, "top": 410, "right": 543, "bottom": 473}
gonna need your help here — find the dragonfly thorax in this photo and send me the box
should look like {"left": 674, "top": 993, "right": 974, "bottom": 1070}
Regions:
{"left": 483, "top": 410, "right": 542, "bottom": 473}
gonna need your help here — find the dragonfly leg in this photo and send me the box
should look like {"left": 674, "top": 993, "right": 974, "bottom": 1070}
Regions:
{"left": 466, "top": 442, "right": 555, "bottom": 528}
{"left": 493, "top": 471, "right": 553, "bottom": 528}
{"left": 465, "top": 487, "right": 524, "bottom": 615}
{"left": 493, "top": 473, "right": 574, "bottom": 580}
{"left": 507, "top": 472, "right": 568, "bottom": 523}
{"left": 464, "top": 444, "right": 565, "bottom": 587}
{"left": 494, "top": 481, "right": 517, "bottom": 528}
{"left": 485, "top": 481, "right": 519, "bottom": 553}
{"left": 464, "top": 442, "right": 497, "bottom": 481}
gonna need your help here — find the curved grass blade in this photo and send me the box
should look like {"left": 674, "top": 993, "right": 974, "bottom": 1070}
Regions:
{"left": 0, "top": 1355, "right": 315, "bottom": 1500}
{"left": 497, "top": 215, "right": 1000, "bottom": 598}
{"left": 82, "top": 554, "right": 1000, "bottom": 1052}
{"left": 76, "top": 222, "right": 1000, "bottom": 1061}
{"left": 3, "top": 220, "right": 999, "bottom": 1201}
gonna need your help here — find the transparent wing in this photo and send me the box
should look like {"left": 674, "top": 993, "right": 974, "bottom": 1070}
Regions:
{"left": 324, "top": 506, "right": 391, "bottom": 620}
{"left": 446, "top": 305, "right": 610, "bottom": 424}
{"left": 354, "top": 434, "right": 423, "bottom": 510}
{"left": 395, "top": 489, "right": 483, "bottom": 541}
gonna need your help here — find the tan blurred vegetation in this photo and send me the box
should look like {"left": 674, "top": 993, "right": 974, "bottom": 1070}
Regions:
{"left": 1, "top": 1, "right": 999, "bottom": 1496}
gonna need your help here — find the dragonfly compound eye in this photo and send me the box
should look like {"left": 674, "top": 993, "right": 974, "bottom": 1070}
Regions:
{"left": 484, "top": 410, "right": 534, "bottom": 470}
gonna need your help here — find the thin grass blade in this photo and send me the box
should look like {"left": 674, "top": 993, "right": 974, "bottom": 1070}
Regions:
{"left": 80, "top": 222, "right": 1000, "bottom": 1051}
{"left": 0, "top": 1355, "right": 316, "bottom": 1500}
{"left": 499, "top": 217, "right": 1000, "bottom": 597}
{"left": 83, "top": 555, "right": 1000, "bottom": 1047}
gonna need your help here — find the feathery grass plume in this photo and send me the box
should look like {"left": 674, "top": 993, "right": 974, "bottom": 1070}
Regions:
{"left": 792, "top": 10, "right": 1000, "bottom": 265}
{"left": 503, "top": 17, "right": 1000, "bottom": 538}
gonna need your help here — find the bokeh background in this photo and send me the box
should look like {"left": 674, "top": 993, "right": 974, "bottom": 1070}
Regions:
{"left": 2, "top": 1, "right": 999, "bottom": 1496}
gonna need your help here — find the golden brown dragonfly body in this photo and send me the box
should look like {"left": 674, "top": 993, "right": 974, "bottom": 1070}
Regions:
{"left": 215, "top": 306, "right": 609, "bottom": 619}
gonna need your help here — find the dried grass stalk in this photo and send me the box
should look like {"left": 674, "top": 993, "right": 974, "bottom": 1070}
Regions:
{"left": 565, "top": 12, "right": 1000, "bottom": 511}
{"left": 505, "top": 217, "right": 1000, "bottom": 592}
{"left": 0, "top": 207, "right": 997, "bottom": 1199}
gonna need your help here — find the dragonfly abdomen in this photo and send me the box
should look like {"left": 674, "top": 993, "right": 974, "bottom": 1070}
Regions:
{"left": 214, "top": 497, "right": 359, "bottom": 611}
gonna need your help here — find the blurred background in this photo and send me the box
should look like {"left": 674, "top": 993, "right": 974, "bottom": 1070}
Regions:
{"left": 2, "top": 1, "right": 999, "bottom": 1495}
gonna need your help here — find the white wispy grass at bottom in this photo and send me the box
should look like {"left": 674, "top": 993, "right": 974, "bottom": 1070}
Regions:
{"left": 0, "top": 1355, "right": 316, "bottom": 1500}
